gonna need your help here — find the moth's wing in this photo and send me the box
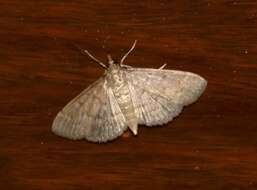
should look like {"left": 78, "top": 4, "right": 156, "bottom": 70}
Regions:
{"left": 52, "top": 77, "right": 127, "bottom": 142}
{"left": 126, "top": 68, "right": 207, "bottom": 126}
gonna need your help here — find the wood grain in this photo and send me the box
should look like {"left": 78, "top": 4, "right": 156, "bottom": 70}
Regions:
{"left": 1, "top": 0, "right": 257, "bottom": 189}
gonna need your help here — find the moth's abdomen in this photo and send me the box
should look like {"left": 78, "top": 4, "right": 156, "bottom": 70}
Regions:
{"left": 109, "top": 71, "right": 138, "bottom": 134}
{"left": 114, "top": 87, "right": 133, "bottom": 115}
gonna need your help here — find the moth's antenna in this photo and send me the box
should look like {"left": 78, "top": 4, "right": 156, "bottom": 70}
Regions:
{"left": 72, "top": 43, "right": 107, "bottom": 69}
{"left": 120, "top": 40, "right": 137, "bottom": 65}
{"left": 84, "top": 50, "right": 107, "bottom": 68}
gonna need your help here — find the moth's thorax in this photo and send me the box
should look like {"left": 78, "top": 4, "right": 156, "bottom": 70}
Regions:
{"left": 106, "top": 64, "right": 123, "bottom": 85}
{"left": 107, "top": 63, "right": 121, "bottom": 73}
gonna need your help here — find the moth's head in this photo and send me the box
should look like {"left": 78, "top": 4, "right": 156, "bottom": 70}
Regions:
{"left": 107, "top": 54, "right": 115, "bottom": 65}
{"left": 107, "top": 54, "right": 121, "bottom": 70}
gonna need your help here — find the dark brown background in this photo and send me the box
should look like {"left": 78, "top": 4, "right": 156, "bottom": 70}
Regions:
{"left": 1, "top": 0, "right": 257, "bottom": 190}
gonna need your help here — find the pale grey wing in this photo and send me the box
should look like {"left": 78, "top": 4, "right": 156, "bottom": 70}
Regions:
{"left": 52, "top": 77, "right": 127, "bottom": 143}
{"left": 126, "top": 68, "right": 207, "bottom": 126}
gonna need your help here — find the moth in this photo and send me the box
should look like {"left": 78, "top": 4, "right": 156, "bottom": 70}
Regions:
{"left": 52, "top": 41, "right": 207, "bottom": 143}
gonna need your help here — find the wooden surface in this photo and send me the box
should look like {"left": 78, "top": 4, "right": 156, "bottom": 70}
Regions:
{"left": 1, "top": 0, "right": 257, "bottom": 189}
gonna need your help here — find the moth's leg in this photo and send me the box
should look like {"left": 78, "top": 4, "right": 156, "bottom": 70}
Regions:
{"left": 159, "top": 63, "right": 167, "bottom": 70}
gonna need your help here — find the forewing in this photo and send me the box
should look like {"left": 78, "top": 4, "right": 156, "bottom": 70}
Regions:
{"left": 126, "top": 68, "right": 207, "bottom": 126}
{"left": 52, "top": 77, "right": 127, "bottom": 142}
